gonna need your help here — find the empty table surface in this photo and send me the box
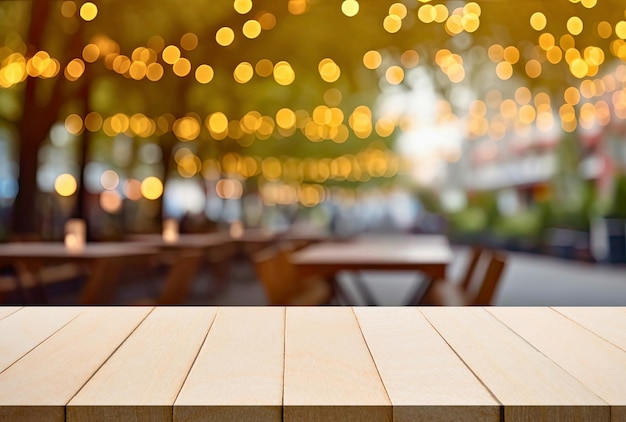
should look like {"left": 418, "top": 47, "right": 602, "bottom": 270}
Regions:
{"left": 127, "top": 232, "right": 232, "bottom": 249}
{"left": 291, "top": 234, "right": 453, "bottom": 279}
{"left": 1, "top": 306, "right": 624, "bottom": 421}
{"left": 0, "top": 242, "right": 158, "bottom": 259}
{"left": 0, "top": 242, "right": 159, "bottom": 304}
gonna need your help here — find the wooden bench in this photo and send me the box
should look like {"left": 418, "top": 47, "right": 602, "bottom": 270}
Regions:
{"left": 0, "top": 306, "right": 624, "bottom": 421}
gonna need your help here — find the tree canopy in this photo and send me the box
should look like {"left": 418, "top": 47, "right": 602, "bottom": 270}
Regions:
{"left": 1, "top": 0, "right": 626, "bottom": 236}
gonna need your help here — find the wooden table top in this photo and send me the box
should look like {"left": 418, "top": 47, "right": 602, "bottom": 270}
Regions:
{"left": 127, "top": 233, "right": 232, "bottom": 249}
{"left": 0, "top": 242, "right": 159, "bottom": 260}
{"left": 292, "top": 235, "right": 453, "bottom": 265}
{"left": 229, "top": 228, "right": 278, "bottom": 243}
{"left": 291, "top": 235, "right": 453, "bottom": 280}
{"left": 0, "top": 243, "right": 162, "bottom": 304}
{"left": 1, "top": 306, "right": 624, "bottom": 421}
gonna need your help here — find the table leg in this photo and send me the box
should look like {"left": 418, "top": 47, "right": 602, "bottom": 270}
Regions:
{"left": 404, "top": 275, "right": 434, "bottom": 305}
{"left": 14, "top": 260, "right": 48, "bottom": 304}
{"left": 352, "top": 272, "right": 379, "bottom": 306}
{"left": 326, "top": 274, "right": 351, "bottom": 305}
{"left": 79, "top": 258, "right": 122, "bottom": 304}
{"left": 207, "top": 246, "right": 235, "bottom": 293}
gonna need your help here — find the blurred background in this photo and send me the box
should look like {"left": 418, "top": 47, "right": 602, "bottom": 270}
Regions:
{"left": 1, "top": 0, "right": 626, "bottom": 306}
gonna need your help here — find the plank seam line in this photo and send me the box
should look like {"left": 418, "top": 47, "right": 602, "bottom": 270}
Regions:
{"left": 0, "top": 306, "right": 23, "bottom": 322}
{"left": 483, "top": 307, "right": 610, "bottom": 407}
{"left": 281, "top": 306, "right": 286, "bottom": 422}
{"left": 0, "top": 308, "right": 85, "bottom": 376}
{"left": 171, "top": 306, "right": 221, "bottom": 413}
{"left": 417, "top": 308, "right": 503, "bottom": 407}
{"left": 350, "top": 307, "right": 393, "bottom": 409}
{"left": 64, "top": 306, "right": 156, "bottom": 407}
{"left": 551, "top": 307, "right": 626, "bottom": 354}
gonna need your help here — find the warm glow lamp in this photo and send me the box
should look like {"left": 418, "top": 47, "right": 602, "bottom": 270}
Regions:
{"left": 64, "top": 219, "right": 86, "bottom": 253}
{"left": 162, "top": 218, "right": 180, "bottom": 243}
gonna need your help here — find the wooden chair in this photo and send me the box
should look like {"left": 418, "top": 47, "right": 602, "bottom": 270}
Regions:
{"left": 252, "top": 245, "right": 332, "bottom": 306}
{"left": 405, "top": 246, "right": 483, "bottom": 306}
{"left": 419, "top": 249, "right": 507, "bottom": 306}
{"left": 459, "top": 246, "right": 484, "bottom": 290}
{"left": 134, "top": 251, "right": 204, "bottom": 305}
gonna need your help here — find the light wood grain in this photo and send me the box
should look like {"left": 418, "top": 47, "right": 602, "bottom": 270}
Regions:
{"left": 0, "top": 306, "right": 84, "bottom": 372}
{"left": 67, "top": 307, "right": 217, "bottom": 422}
{"left": 0, "top": 307, "right": 152, "bottom": 422}
{"left": 504, "top": 406, "right": 612, "bottom": 421}
{"left": 488, "top": 307, "right": 626, "bottom": 420}
{"left": 354, "top": 307, "right": 500, "bottom": 422}
{"left": 421, "top": 307, "right": 609, "bottom": 422}
{"left": 283, "top": 307, "right": 391, "bottom": 422}
{"left": 0, "top": 406, "right": 63, "bottom": 422}
{"left": 174, "top": 307, "right": 285, "bottom": 422}
{"left": 554, "top": 307, "right": 626, "bottom": 352}
{"left": 0, "top": 306, "right": 21, "bottom": 321}
{"left": 0, "top": 306, "right": 623, "bottom": 421}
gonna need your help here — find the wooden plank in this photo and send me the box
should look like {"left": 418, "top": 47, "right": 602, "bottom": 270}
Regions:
{"left": 174, "top": 307, "right": 284, "bottom": 422}
{"left": 354, "top": 307, "right": 500, "bottom": 422}
{"left": 0, "top": 307, "right": 152, "bottom": 422}
{"left": 553, "top": 307, "right": 626, "bottom": 352}
{"left": 0, "top": 306, "right": 84, "bottom": 372}
{"left": 68, "top": 307, "right": 218, "bottom": 422}
{"left": 488, "top": 307, "right": 626, "bottom": 421}
{"left": 421, "top": 307, "right": 609, "bottom": 422}
{"left": 283, "top": 307, "right": 391, "bottom": 422}
{"left": 0, "top": 306, "right": 21, "bottom": 321}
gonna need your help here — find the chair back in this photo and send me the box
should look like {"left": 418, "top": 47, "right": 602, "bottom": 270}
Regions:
{"left": 254, "top": 243, "right": 331, "bottom": 306}
{"left": 253, "top": 247, "right": 294, "bottom": 305}
{"left": 471, "top": 252, "right": 507, "bottom": 305}
{"left": 156, "top": 251, "right": 204, "bottom": 305}
{"left": 459, "top": 246, "right": 484, "bottom": 290}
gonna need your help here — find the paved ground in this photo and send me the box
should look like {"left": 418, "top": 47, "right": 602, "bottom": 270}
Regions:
{"left": 489, "top": 251, "right": 626, "bottom": 306}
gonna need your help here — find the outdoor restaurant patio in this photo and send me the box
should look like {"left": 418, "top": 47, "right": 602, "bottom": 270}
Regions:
{"left": 0, "top": 0, "right": 625, "bottom": 307}
{"left": 2, "top": 1, "right": 626, "bottom": 419}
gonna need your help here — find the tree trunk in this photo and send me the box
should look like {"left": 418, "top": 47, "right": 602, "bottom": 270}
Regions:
{"left": 11, "top": 0, "right": 84, "bottom": 238}
{"left": 12, "top": 124, "right": 41, "bottom": 237}
{"left": 11, "top": 0, "right": 53, "bottom": 237}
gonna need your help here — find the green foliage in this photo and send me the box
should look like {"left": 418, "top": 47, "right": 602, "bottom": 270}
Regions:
{"left": 414, "top": 188, "right": 441, "bottom": 214}
{"left": 546, "top": 181, "right": 595, "bottom": 231}
{"left": 493, "top": 208, "right": 543, "bottom": 239}
{"left": 606, "top": 174, "right": 626, "bottom": 219}
{"left": 448, "top": 207, "right": 488, "bottom": 234}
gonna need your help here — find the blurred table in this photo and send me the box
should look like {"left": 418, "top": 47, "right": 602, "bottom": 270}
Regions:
{"left": 127, "top": 232, "right": 232, "bottom": 250}
{"left": 0, "top": 306, "right": 623, "bottom": 421}
{"left": 277, "top": 227, "right": 332, "bottom": 247}
{"left": 127, "top": 232, "right": 237, "bottom": 290}
{"left": 0, "top": 242, "right": 158, "bottom": 304}
{"left": 228, "top": 228, "right": 278, "bottom": 254}
{"left": 291, "top": 235, "right": 453, "bottom": 305}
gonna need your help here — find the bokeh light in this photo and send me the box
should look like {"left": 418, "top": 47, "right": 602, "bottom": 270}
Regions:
{"left": 530, "top": 12, "right": 547, "bottom": 31}
{"left": 216, "top": 27, "right": 235, "bottom": 46}
{"left": 140, "top": 176, "right": 164, "bottom": 200}
{"left": 234, "top": 0, "right": 253, "bottom": 14}
{"left": 79, "top": 2, "right": 98, "bottom": 21}
{"left": 341, "top": 0, "right": 359, "bottom": 17}
{"left": 55, "top": 174, "right": 77, "bottom": 197}
{"left": 195, "top": 64, "right": 214, "bottom": 84}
